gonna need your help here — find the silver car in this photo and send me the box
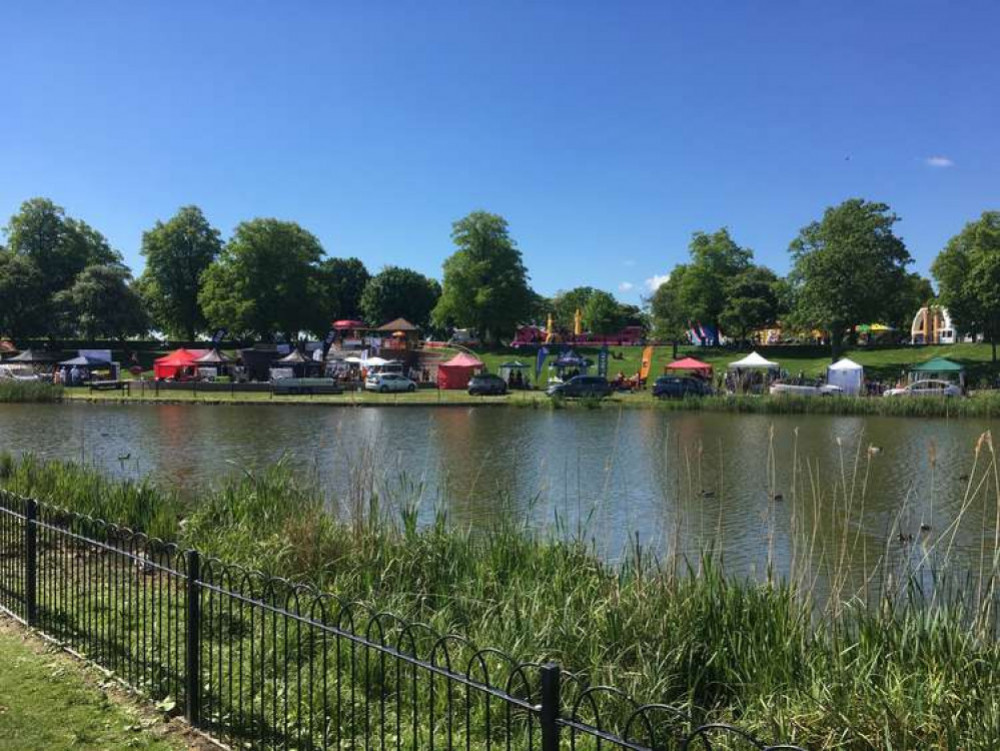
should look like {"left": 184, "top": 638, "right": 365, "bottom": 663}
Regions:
{"left": 365, "top": 373, "right": 417, "bottom": 393}
{"left": 884, "top": 379, "right": 961, "bottom": 398}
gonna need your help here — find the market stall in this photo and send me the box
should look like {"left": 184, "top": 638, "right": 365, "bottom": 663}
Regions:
{"left": 153, "top": 348, "right": 207, "bottom": 380}
{"left": 664, "top": 356, "right": 713, "bottom": 378}
{"left": 436, "top": 352, "right": 485, "bottom": 390}
{"left": 727, "top": 351, "right": 780, "bottom": 394}
{"left": 827, "top": 358, "right": 864, "bottom": 395}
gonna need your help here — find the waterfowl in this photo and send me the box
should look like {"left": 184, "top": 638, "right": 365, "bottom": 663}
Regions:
{"left": 920, "top": 523, "right": 932, "bottom": 532}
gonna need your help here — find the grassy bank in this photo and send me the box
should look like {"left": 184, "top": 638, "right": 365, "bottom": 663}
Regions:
{"left": 4, "top": 447, "right": 1000, "bottom": 748}
{"left": 61, "top": 383, "right": 1000, "bottom": 418}
{"left": 0, "top": 619, "right": 188, "bottom": 751}
{"left": 0, "top": 380, "right": 63, "bottom": 403}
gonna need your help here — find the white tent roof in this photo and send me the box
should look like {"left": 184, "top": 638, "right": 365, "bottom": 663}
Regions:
{"left": 828, "top": 357, "right": 863, "bottom": 371}
{"left": 728, "top": 351, "right": 779, "bottom": 369}
{"left": 364, "top": 356, "right": 389, "bottom": 366}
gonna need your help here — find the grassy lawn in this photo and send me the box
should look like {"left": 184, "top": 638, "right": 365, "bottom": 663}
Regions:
{"left": 0, "top": 619, "right": 192, "bottom": 751}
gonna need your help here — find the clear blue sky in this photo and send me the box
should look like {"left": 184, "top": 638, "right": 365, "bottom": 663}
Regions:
{"left": 2, "top": 1, "right": 997, "bottom": 303}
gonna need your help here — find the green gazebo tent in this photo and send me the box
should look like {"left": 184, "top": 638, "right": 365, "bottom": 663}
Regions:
{"left": 908, "top": 357, "right": 965, "bottom": 386}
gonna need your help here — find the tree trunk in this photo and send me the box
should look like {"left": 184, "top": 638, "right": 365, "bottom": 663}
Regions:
{"left": 672, "top": 339, "right": 678, "bottom": 360}
{"left": 992, "top": 333, "right": 996, "bottom": 363}
{"left": 830, "top": 329, "right": 842, "bottom": 362}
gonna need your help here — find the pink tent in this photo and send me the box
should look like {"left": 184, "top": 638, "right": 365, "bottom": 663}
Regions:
{"left": 437, "top": 352, "right": 485, "bottom": 389}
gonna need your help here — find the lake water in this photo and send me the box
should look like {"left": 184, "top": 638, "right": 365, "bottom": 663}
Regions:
{"left": 2, "top": 403, "right": 998, "bottom": 582}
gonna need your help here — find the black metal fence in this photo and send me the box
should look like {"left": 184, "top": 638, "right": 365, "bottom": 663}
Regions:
{"left": 0, "top": 490, "right": 805, "bottom": 750}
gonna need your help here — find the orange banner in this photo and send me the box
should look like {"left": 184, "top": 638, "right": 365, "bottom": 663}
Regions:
{"left": 639, "top": 345, "right": 654, "bottom": 381}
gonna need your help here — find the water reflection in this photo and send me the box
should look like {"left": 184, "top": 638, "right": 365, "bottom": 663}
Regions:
{"left": 1, "top": 403, "right": 998, "bottom": 580}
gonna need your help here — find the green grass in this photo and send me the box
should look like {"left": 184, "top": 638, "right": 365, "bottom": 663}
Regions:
{"left": 0, "top": 380, "right": 64, "bottom": 403}
{"left": 5, "top": 446, "right": 1000, "bottom": 748}
{"left": 0, "top": 621, "right": 184, "bottom": 751}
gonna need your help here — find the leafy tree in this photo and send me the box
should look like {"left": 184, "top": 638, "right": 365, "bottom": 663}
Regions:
{"left": 432, "top": 211, "right": 534, "bottom": 344}
{"left": 648, "top": 268, "right": 688, "bottom": 357}
{"left": 3, "top": 198, "right": 120, "bottom": 336}
{"left": 318, "top": 257, "right": 370, "bottom": 321}
{"left": 551, "top": 287, "right": 596, "bottom": 331}
{"left": 932, "top": 211, "right": 1000, "bottom": 360}
{"left": 885, "top": 272, "right": 934, "bottom": 334}
{"left": 360, "top": 266, "right": 441, "bottom": 328}
{"left": 54, "top": 264, "right": 149, "bottom": 341}
{"left": 582, "top": 290, "right": 626, "bottom": 335}
{"left": 0, "top": 252, "right": 47, "bottom": 340}
{"left": 138, "top": 206, "right": 222, "bottom": 339}
{"left": 199, "top": 219, "right": 329, "bottom": 340}
{"left": 788, "top": 199, "right": 911, "bottom": 359}
{"left": 719, "top": 266, "right": 781, "bottom": 342}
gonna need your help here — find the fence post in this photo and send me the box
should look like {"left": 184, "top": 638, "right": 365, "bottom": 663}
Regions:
{"left": 24, "top": 498, "right": 37, "bottom": 625}
{"left": 185, "top": 549, "right": 201, "bottom": 726}
{"left": 540, "top": 662, "right": 561, "bottom": 751}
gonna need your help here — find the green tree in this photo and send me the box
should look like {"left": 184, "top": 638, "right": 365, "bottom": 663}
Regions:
{"left": 551, "top": 287, "right": 596, "bottom": 331}
{"left": 318, "top": 257, "right": 370, "bottom": 321}
{"left": 54, "top": 264, "right": 149, "bottom": 341}
{"left": 932, "top": 211, "right": 1000, "bottom": 360}
{"left": 199, "top": 219, "right": 329, "bottom": 340}
{"left": 432, "top": 211, "right": 534, "bottom": 344}
{"left": 648, "top": 268, "right": 688, "bottom": 357}
{"left": 885, "top": 272, "right": 934, "bottom": 334}
{"left": 3, "top": 198, "right": 121, "bottom": 336}
{"left": 360, "top": 266, "right": 441, "bottom": 328}
{"left": 0, "top": 253, "right": 47, "bottom": 340}
{"left": 582, "top": 290, "right": 626, "bottom": 335}
{"left": 788, "top": 199, "right": 911, "bottom": 359}
{"left": 138, "top": 206, "right": 222, "bottom": 339}
{"left": 719, "top": 266, "right": 781, "bottom": 342}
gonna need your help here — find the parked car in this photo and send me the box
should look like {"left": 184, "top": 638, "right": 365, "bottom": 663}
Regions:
{"left": 652, "top": 376, "right": 712, "bottom": 398}
{"left": 546, "top": 375, "right": 613, "bottom": 399}
{"left": 365, "top": 373, "right": 417, "bottom": 393}
{"left": 769, "top": 382, "right": 843, "bottom": 397}
{"left": 468, "top": 373, "right": 508, "bottom": 396}
{"left": 884, "top": 379, "right": 961, "bottom": 398}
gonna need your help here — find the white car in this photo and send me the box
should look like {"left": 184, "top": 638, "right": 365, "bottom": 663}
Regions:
{"left": 769, "top": 382, "right": 843, "bottom": 397}
{"left": 365, "top": 373, "right": 417, "bottom": 393}
{"left": 884, "top": 379, "right": 961, "bottom": 398}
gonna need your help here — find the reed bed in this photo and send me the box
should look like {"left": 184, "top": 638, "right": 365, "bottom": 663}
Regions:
{"left": 0, "top": 380, "right": 63, "bottom": 403}
{"left": 3, "top": 437, "right": 1000, "bottom": 748}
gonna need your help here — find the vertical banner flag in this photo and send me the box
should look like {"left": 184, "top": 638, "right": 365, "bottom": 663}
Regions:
{"left": 640, "top": 345, "right": 654, "bottom": 382}
{"left": 211, "top": 328, "right": 228, "bottom": 345}
{"left": 322, "top": 329, "right": 336, "bottom": 356}
{"left": 598, "top": 345, "right": 609, "bottom": 378}
{"left": 535, "top": 346, "right": 549, "bottom": 381}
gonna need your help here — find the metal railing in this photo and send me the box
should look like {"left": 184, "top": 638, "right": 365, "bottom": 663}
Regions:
{"left": 0, "top": 490, "right": 805, "bottom": 750}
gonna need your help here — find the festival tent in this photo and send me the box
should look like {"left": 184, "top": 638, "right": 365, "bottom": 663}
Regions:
{"left": 665, "top": 357, "right": 713, "bottom": 377}
{"left": 908, "top": 356, "right": 965, "bottom": 385}
{"left": 153, "top": 348, "right": 207, "bottom": 380}
{"left": 437, "top": 352, "right": 484, "bottom": 390}
{"left": 8, "top": 349, "right": 61, "bottom": 364}
{"left": 498, "top": 360, "right": 528, "bottom": 381}
{"left": 194, "top": 349, "right": 232, "bottom": 365}
{"left": 827, "top": 358, "right": 864, "bottom": 395}
{"left": 333, "top": 319, "right": 367, "bottom": 330}
{"left": 727, "top": 352, "right": 779, "bottom": 370}
{"left": 274, "top": 349, "right": 318, "bottom": 377}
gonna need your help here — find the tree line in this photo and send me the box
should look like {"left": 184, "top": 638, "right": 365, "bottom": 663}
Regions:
{"left": 1, "top": 196, "right": 997, "bottom": 358}
{"left": 651, "top": 199, "right": 1000, "bottom": 360}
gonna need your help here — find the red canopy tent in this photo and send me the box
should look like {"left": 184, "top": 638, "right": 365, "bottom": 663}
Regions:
{"left": 333, "top": 319, "right": 366, "bottom": 330}
{"left": 665, "top": 356, "right": 713, "bottom": 377}
{"left": 436, "top": 352, "right": 484, "bottom": 390}
{"left": 154, "top": 348, "right": 209, "bottom": 380}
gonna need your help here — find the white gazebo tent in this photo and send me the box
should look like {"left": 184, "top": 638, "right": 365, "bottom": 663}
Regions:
{"left": 826, "top": 357, "right": 863, "bottom": 395}
{"left": 727, "top": 352, "right": 780, "bottom": 371}
{"left": 727, "top": 351, "right": 780, "bottom": 394}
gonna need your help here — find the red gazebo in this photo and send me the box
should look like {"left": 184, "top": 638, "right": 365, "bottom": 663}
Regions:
{"left": 664, "top": 356, "right": 713, "bottom": 378}
{"left": 153, "top": 348, "right": 208, "bottom": 380}
{"left": 436, "top": 352, "right": 485, "bottom": 390}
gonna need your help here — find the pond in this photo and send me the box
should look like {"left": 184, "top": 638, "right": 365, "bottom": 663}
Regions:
{"left": 2, "top": 403, "right": 997, "bottom": 583}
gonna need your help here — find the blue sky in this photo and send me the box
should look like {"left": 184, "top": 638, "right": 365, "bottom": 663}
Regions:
{"left": 2, "top": 1, "right": 997, "bottom": 303}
